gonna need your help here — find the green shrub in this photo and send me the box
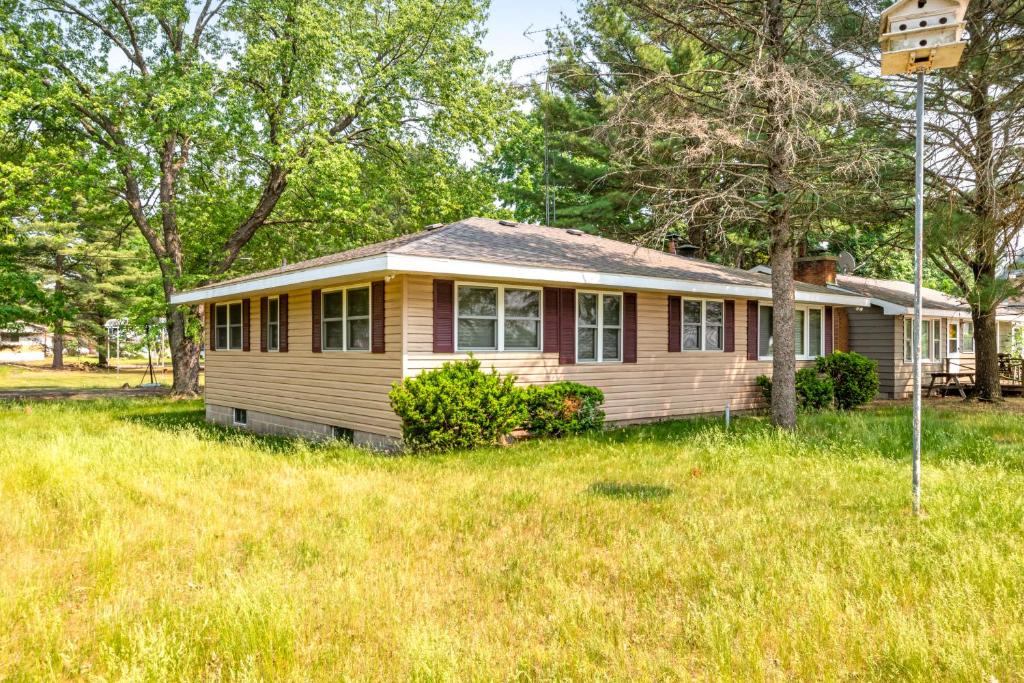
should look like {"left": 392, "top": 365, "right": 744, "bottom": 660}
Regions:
{"left": 756, "top": 374, "right": 773, "bottom": 404}
{"left": 389, "top": 357, "right": 527, "bottom": 453}
{"left": 816, "top": 351, "right": 879, "bottom": 410}
{"left": 756, "top": 369, "right": 835, "bottom": 411}
{"left": 525, "top": 382, "right": 605, "bottom": 437}
{"left": 795, "top": 367, "right": 834, "bottom": 411}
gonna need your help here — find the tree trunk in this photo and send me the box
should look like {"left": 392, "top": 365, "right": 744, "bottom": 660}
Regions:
{"left": 98, "top": 347, "right": 108, "bottom": 368}
{"left": 167, "top": 304, "right": 201, "bottom": 396}
{"left": 770, "top": 232, "right": 797, "bottom": 429}
{"left": 973, "top": 307, "right": 1001, "bottom": 400}
{"left": 51, "top": 320, "right": 64, "bottom": 369}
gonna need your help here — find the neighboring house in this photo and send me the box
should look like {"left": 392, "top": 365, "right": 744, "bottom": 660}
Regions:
{"left": 0, "top": 323, "right": 49, "bottom": 363}
{"left": 170, "top": 218, "right": 869, "bottom": 446}
{"left": 781, "top": 256, "right": 1024, "bottom": 399}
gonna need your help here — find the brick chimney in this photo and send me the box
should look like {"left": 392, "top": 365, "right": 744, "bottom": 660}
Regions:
{"left": 793, "top": 255, "right": 838, "bottom": 286}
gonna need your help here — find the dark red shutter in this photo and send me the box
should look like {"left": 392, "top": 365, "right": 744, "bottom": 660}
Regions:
{"left": 746, "top": 300, "right": 759, "bottom": 361}
{"left": 433, "top": 279, "right": 454, "bottom": 353}
{"left": 724, "top": 299, "right": 736, "bottom": 353}
{"left": 311, "top": 289, "right": 322, "bottom": 353}
{"left": 279, "top": 294, "right": 289, "bottom": 352}
{"left": 242, "top": 298, "right": 251, "bottom": 352}
{"left": 824, "top": 306, "right": 834, "bottom": 355}
{"left": 372, "top": 280, "right": 385, "bottom": 354}
{"left": 558, "top": 288, "right": 575, "bottom": 364}
{"left": 623, "top": 292, "right": 638, "bottom": 363}
{"left": 543, "top": 287, "right": 560, "bottom": 353}
{"left": 208, "top": 303, "right": 216, "bottom": 351}
{"left": 260, "top": 297, "right": 268, "bottom": 352}
{"left": 667, "top": 296, "right": 681, "bottom": 352}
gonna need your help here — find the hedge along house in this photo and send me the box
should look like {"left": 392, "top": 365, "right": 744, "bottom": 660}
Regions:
{"left": 170, "top": 218, "right": 869, "bottom": 446}
{"left": 780, "top": 255, "right": 1024, "bottom": 399}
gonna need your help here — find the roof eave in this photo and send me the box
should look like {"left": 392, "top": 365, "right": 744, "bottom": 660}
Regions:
{"left": 169, "top": 253, "right": 872, "bottom": 307}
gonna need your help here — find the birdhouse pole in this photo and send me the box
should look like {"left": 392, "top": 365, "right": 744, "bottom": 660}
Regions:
{"left": 912, "top": 70, "right": 925, "bottom": 516}
{"left": 879, "top": 0, "right": 971, "bottom": 516}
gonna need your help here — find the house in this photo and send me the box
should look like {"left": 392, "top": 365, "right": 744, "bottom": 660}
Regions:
{"left": 781, "top": 255, "right": 1024, "bottom": 399}
{"left": 0, "top": 323, "right": 50, "bottom": 363}
{"left": 170, "top": 218, "right": 869, "bottom": 446}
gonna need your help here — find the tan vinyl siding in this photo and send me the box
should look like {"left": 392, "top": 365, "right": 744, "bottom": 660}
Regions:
{"left": 403, "top": 275, "right": 776, "bottom": 424}
{"left": 204, "top": 279, "right": 403, "bottom": 438}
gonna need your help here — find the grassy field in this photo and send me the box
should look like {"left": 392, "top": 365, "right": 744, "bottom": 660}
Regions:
{"left": 2, "top": 398, "right": 1024, "bottom": 680}
{"left": 0, "top": 361, "right": 192, "bottom": 390}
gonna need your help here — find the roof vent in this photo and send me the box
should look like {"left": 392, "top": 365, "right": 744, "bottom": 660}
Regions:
{"left": 566, "top": 229, "right": 584, "bottom": 236}
{"left": 425, "top": 223, "right": 445, "bottom": 230}
{"left": 498, "top": 220, "right": 518, "bottom": 227}
{"left": 676, "top": 244, "right": 700, "bottom": 258}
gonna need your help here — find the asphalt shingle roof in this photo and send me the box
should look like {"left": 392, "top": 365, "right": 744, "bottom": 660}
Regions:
{"left": 188, "top": 217, "right": 841, "bottom": 297}
{"left": 835, "top": 274, "right": 969, "bottom": 312}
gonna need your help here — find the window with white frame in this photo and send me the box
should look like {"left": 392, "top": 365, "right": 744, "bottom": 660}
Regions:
{"left": 321, "top": 285, "right": 371, "bottom": 351}
{"left": 215, "top": 302, "right": 243, "bottom": 350}
{"left": 682, "top": 299, "right": 724, "bottom": 351}
{"left": 267, "top": 297, "right": 280, "bottom": 351}
{"left": 904, "top": 318, "right": 942, "bottom": 362}
{"left": 757, "top": 304, "right": 824, "bottom": 360}
{"left": 577, "top": 292, "right": 622, "bottom": 362}
{"left": 947, "top": 321, "right": 959, "bottom": 355}
{"left": 961, "top": 321, "right": 975, "bottom": 353}
{"left": 455, "top": 284, "right": 541, "bottom": 351}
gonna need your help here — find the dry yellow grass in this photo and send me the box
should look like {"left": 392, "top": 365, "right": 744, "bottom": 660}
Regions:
{"left": 2, "top": 397, "right": 1024, "bottom": 680}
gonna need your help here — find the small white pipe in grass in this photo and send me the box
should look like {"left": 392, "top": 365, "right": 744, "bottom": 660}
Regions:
{"left": 725, "top": 400, "right": 731, "bottom": 430}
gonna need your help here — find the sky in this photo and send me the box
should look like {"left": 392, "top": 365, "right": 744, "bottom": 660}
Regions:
{"left": 482, "top": 0, "right": 580, "bottom": 84}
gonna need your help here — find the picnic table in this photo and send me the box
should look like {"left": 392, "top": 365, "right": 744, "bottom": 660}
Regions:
{"left": 927, "top": 371, "right": 974, "bottom": 399}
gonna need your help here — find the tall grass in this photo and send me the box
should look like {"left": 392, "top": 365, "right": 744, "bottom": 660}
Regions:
{"left": 1, "top": 398, "right": 1023, "bottom": 680}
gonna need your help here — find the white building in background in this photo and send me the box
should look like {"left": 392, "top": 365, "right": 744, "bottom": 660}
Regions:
{"left": 0, "top": 323, "right": 50, "bottom": 362}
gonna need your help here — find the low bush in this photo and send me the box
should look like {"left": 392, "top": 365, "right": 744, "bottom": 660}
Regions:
{"left": 816, "top": 351, "right": 879, "bottom": 410}
{"left": 389, "top": 357, "right": 527, "bottom": 453}
{"left": 795, "top": 367, "right": 834, "bottom": 411}
{"left": 757, "top": 369, "right": 835, "bottom": 411}
{"left": 525, "top": 382, "right": 605, "bottom": 437}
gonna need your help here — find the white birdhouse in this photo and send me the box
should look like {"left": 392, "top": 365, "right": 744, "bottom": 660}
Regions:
{"left": 879, "top": 0, "right": 970, "bottom": 75}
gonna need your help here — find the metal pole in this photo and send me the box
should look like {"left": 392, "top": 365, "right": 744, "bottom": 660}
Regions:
{"left": 912, "top": 72, "right": 925, "bottom": 516}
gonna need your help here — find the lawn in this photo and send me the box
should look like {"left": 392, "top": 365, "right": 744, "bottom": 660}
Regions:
{"left": 2, "top": 398, "right": 1024, "bottom": 680}
{"left": 0, "top": 361, "right": 196, "bottom": 390}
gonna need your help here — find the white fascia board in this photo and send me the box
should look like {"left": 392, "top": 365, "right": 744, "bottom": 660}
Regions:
{"left": 386, "top": 254, "right": 872, "bottom": 306}
{"left": 169, "top": 252, "right": 873, "bottom": 307}
{"left": 900, "top": 307, "right": 972, "bottom": 319}
{"left": 168, "top": 255, "right": 390, "bottom": 304}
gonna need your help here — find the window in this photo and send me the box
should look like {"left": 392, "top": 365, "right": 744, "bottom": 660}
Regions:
{"left": 267, "top": 297, "right": 280, "bottom": 351}
{"left": 904, "top": 318, "right": 943, "bottom": 362}
{"left": 577, "top": 292, "right": 622, "bottom": 362}
{"left": 758, "top": 304, "right": 824, "bottom": 359}
{"left": 332, "top": 426, "right": 353, "bottom": 442}
{"left": 455, "top": 284, "right": 541, "bottom": 351}
{"left": 961, "top": 321, "right": 975, "bottom": 353}
{"left": 947, "top": 321, "right": 959, "bottom": 355}
{"left": 215, "top": 302, "right": 243, "bottom": 350}
{"left": 233, "top": 407, "right": 247, "bottom": 425}
{"left": 321, "top": 285, "right": 371, "bottom": 351}
{"left": 682, "top": 299, "right": 724, "bottom": 351}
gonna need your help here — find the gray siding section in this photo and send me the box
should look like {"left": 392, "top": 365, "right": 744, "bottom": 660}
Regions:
{"left": 847, "top": 306, "right": 900, "bottom": 398}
